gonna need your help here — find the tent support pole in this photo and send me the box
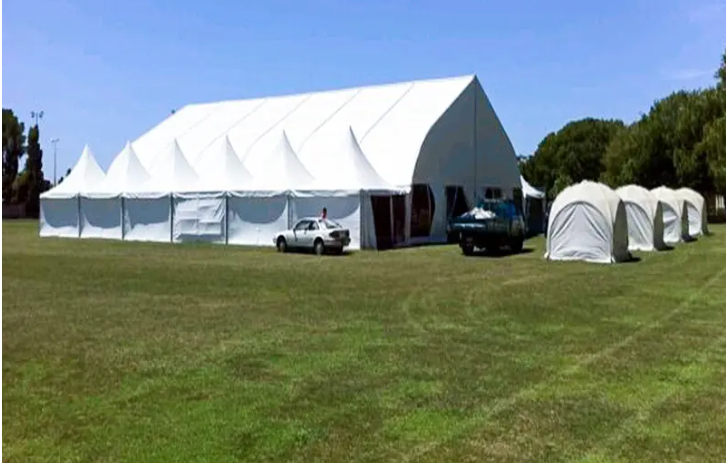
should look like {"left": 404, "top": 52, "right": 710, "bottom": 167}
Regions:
{"left": 225, "top": 194, "right": 229, "bottom": 245}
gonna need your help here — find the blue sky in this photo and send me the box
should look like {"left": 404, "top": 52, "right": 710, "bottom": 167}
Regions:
{"left": 3, "top": 0, "right": 725, "bottom": 176}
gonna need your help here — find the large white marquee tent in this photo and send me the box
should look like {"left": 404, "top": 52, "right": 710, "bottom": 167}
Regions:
{"left": 545, "top": 181, "right": 630, "bottom": 264}
{"left": 615, "top": 185, "right": 667, "bottom": 252}
{"left": 675, "top": 188, "right": 709, "bottom": 237}
{"left": 39, "top": 75, "right": 522, "bottom": 249}
{"left": 651, "top": 186, "right": 688, "bottom": 244}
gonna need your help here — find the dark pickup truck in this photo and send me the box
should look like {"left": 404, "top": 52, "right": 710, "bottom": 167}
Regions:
{"left": 447, "top": 199, "right": 526, "bottom": 255}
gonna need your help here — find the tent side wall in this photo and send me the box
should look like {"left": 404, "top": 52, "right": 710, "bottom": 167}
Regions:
{"left": 40, "top": 197, "right": 80, "bottom": 238}
{"left": 412, "top": 79, "right": 521, "bottom": 243}
{"left": 123, "top": 196, "right": 173, "bottom": 242}
{"left": 289, "top": 193, "right": 362, "bottom": 250}
{"left": 227, "top": 194, "right": 289, "bottom": 247}
{"left": 612, "top": 201, "right": 631, "bottom": 262}
{"left": 546, "top": 201, "right": 615, "bottom": 264}
{"left": 622, "top": 201, "right": 654, "bottom": 252}
{"left": 80, "top": 196, "right": 123, "bottom": 239}
{"left": 172, "top": 193, "right": 227, "bottom": 244}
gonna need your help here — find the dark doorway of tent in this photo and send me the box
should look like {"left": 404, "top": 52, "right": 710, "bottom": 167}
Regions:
{"left": 371, "top": 194, "right": 406, "bottom": 250}
{"left": 446, "top": 186, "right": 471, "bottom": 242}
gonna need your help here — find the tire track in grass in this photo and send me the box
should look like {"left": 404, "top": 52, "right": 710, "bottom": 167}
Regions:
{"left": 570, "top": 333, "right": 726, "bottom": 463}
{"left": 394, "top": 267, "right": 726, "bottom": 463}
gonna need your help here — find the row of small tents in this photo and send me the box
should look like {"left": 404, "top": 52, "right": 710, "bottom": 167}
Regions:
{"left": 545, "top": 180, "right": 708, "bottom": 264}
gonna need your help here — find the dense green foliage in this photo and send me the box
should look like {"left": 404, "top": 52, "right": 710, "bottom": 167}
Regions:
{"left": 522, "top": 47, "right": 726, "bottom": 196}
{"left": 520, "top": 118, "right": 624, "bottom": 197}
{"left": 23, "top": 125, "right": 47, "bottom": 217}
{"left": 2, "top": 109, "right": 26, "bottom": 201}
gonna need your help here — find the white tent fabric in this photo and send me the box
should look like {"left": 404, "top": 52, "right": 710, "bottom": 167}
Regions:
{"left": 546, "top": 181, "right": 630, "bottom": 263}
{"left": 40, "top": 145, "right": 106, "bottom": 237}
{"left": 299, "top": 126, "right": 393, "bottom": 191}
{"left": 243, "top": 130, "right": 316, "bottom": 192}
{"left": 42, "top": 75, "right": 522, "bottom": 250}
{"left": 80, "top": 142, "right": 150, "bottom": 240}
{"left": 520, "top": 175, "right": 544, "bottom": 199}
{"left": 651, "top": 186, "right": 687, "bottom": 244}
{"left": 194, "top": 135, "right": 253, "bottom": 192}
{"left": 615, "top": 185, "right": 667, "bottom": 252}
{"left": 675, "top": 188, "right": 708, "bottom": 237}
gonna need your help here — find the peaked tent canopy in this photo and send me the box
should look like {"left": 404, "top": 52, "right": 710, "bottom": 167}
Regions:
{"left": 86, "top": 141, "right": 151, "bottom": 197}
{"left": 41, "top": 145, "right": 106, "bottom": 199}
{"left": 651, "top": 186, "right": 687, "bottom": 243}
{"left": 615, "top": 185, "right": 667, "bottom": 252}
{"left": 675, "top": 188, "right": 708, "bottom": 237}
{"left": 520, "top": 175, "right": 545, "bottom": 199}
{"left": 40, "top": 145, "right": 107, "bottom": 238}
{"left": 546, "top": 180, "right": 630, "bottom": 264}
{"left": 194, "top": 135, "right": 253, "bottom": 192}
{"left": 244, "top": 130, "right": 316, "bottom": 191}
{"left": 299, "top": 126, "right": 393, "bottom": 191}
{"left": 136, "top": 139, "right": 200, "bottom": 195}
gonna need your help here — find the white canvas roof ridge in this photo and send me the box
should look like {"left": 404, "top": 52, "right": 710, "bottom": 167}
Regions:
{"left": 240, "top": 93, "right": 315, "bottom": 162}
{"left": 40, "top": 144, "right": 107, "bottom": 198}
{"left": 296, "top": 87, "right": 365, "bottom": 152}
{"left": 192, "top": 98, "right": 269, "bottom": 165}
{"left": 359, "top": 81, "right": 417, "bottom": 144}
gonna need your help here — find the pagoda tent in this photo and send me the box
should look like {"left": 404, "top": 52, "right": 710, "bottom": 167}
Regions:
{"left": 520, "top": 175, "right": 546, "bottom": 236}
{"left": 615, "top": 185, "right": 667, "bottom": 252}
{"left": 545, "top": 181, "right": 630, "bottom": 264}
{"left": 224, "top": 130, "right": 314, "bottom": 246}
{"left": 124, "top": 139, "right": 200, "bottom": 243}
{"left": 675, "top": 188, "right": 708, "bottom": 237}
{"left": 173, "top": 136, "right": 255, "bottom": 244}
{"left": 79, "top": 142, "right": 149, "bottom": 240}
{"left": 294, "top": 126, "right": 404, "bottom": 250}
{"left": 40, "top": 145, "right": 106, "bottom": 238}
{"left": 651, "top": 186, "right": 688, "bottom": 244}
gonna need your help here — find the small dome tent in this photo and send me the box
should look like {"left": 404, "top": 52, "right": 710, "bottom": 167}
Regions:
{"left": 675, "top": 188, "right": 708, "bottom": 237}
{"left": 545, "top": 181, "right": 630, "bottom": 264}
{"left": 651, "top": 186, "right": 688, "bottom": 244}
{"left": 615, "top": 185, "right": 667, "bottom": 252}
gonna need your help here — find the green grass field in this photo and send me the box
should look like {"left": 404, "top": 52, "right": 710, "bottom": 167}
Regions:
{"left": 3, "top": 220, "right": 726, "bottom": 462}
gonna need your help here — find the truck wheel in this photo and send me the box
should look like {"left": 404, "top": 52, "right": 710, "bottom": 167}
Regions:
{"left": 509, "top": 238, "right": 524, "bottom": 253}
{"left": 462, "top": 243, "right": 475, "bottom": 256}
{"left": 277, "top": 237, "right": 287, "bottom": 253}
{"left": 314, "top": 239, "right": 325, "bottom": 256}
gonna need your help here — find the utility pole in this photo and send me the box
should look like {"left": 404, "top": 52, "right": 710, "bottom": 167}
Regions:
{"left": 51, "top": 138, "right": 60, "bottom": 185}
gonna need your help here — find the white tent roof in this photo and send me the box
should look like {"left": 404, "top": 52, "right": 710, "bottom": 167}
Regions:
{"left": 41, "top": 145, "right": 106, "bottom": 198}
{"left": 651, "top": 186, "right": 684, "bottom": 216}
{"left": 90, "top": 141, "right": 151, "bottom": 196}
{"left": 675, "top": 187, "right": 705, "bottom": 212}
{"left": 244, "top": 130, "right": 316, "bottom": 191}
{"left": 137, "top": 139, "right": 200, "bottom": 193}
{"left": 194, "top": 135, "right": 253, "bottom": 192}
{"left": 130, "top": 75, "right": 476, "bottom": 186}
{"left": 616, "top": 184, "right": 660, "bottom": 218}
{"left": 520, "top": 175, "right": 544, "bottom": 199}
{"left": 299, "top": 126, "right": 393, "bottom": 190}
{"left": 551, "top": 181, "right": 622, "bottom": 226}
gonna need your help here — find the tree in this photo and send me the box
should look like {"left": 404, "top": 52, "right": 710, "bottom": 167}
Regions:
{"left": 698, "top": 116, "right": 726, "bottom": 192}
{"left": 716, "top": 48, "right": 726, "bottom": 88}
{"left": 522, "top": 118, "right": 624, "bottom": 197}
{"left": 2, "top": 109, "right": 26, "bottom": 202}
{"left": 24, "top": 125, "right": 45, "bottom": 218}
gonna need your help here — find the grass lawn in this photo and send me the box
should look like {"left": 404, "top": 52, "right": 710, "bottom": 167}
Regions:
{"left": 3, "top": 220, "right": 726, "bottom": 462}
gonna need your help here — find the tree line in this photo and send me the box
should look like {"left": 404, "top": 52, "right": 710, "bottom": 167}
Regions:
{"left": 2, "top": 110, "right": 58, "bottom": 218}
{"left": 521, "top": 48, "right": 726, "bottom": 199}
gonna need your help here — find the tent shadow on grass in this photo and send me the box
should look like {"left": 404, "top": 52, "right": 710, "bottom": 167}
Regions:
{"left": 467, "top": 247, "right": 535, "bottom": 259}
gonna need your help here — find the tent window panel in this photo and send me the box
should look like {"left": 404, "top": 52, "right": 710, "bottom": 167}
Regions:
{"left": 392, "top": 195, "right": 406, "bottom": 245}
{"left": 410, "top": 184, "right": 435, "bottom": 238}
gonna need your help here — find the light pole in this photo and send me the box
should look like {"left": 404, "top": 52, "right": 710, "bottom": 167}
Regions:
{"left": 51, "top": 138, "right": 60, "bottom": 185}
{"left": 30, "top": 110, "right": 44, "bottom": 126}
